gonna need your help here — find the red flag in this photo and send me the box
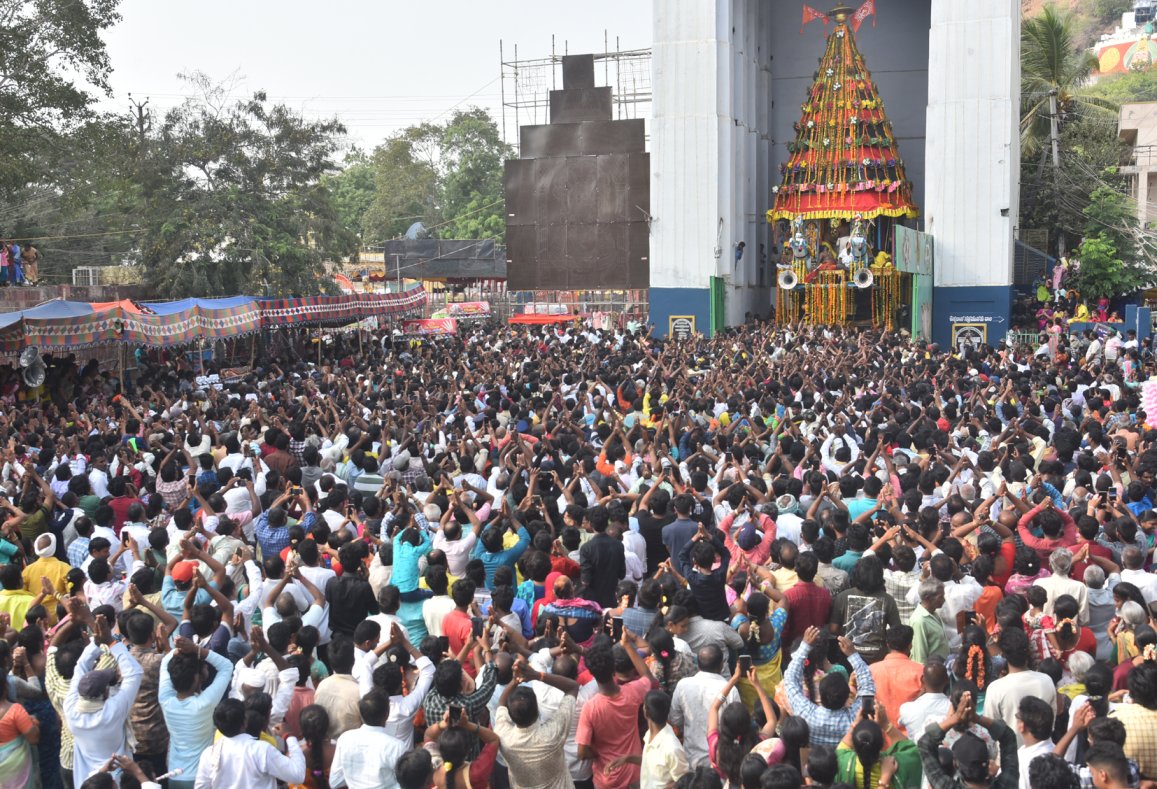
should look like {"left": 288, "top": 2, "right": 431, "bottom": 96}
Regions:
{"left": 802, "top": 4, "right": 828, "bottom": 33}
{"left": 850, "top": 0, "right": 876, "bottom": 32}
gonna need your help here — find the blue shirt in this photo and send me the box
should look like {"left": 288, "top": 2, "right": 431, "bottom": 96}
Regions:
{"left": 255, "top": 510, "right": 316, "bottom": 561}
{"left": 845, "top": 498, "right": 877, "bottom": 522}
{"left": 161, "top": 576, "right": 213, "bottom": 621}
{"left": 392, "top": 529, "right": 433, "bottom": 592}
{"left": 470, "top": 527, "right": 531, "bottom": 589}
{"left": 67, "top": 537, "right": 91, "bottom": 569}
{"left": 158, "top": 647, "right": 234, "bottom": 777}
{"left": 832, "top": 550, "right": 864, "bottom": 574}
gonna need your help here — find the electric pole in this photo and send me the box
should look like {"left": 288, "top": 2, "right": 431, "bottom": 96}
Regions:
{"left": 1049, "top": 88, "right": 1065, "bottom": 259}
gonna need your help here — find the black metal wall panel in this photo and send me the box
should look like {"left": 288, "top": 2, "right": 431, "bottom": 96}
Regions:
{"left": 567, "top": 157, "right": 599, "bottom": 224}
{"left": 504, "top": 54, "right": 649, "bottom": 291}
{"left": 540, "top": 158, "right": 569, "bottom": 223}
{"left": 562, "top": 55, "right": 596, "bottom": 90}
{"left": 520, "top": 119, "right": 646, "bottom": 159}
{"left": 597, "top": 154, "right": 631, "bottom": 224}
{"left": 504, "top": 160, "right": 536, "bottom": 227}
{"left": 550, "top": 87, "right": 612, "bottom": 124}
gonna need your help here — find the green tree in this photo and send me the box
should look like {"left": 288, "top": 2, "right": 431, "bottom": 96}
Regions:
{"left": 361, "top": 107, "right": 511, "bottom": 244}
{"left": 361, "top": 125, "right": 441, "bottom": 244}
{"left": 0, "top": 0, "right": 122, "bottom": 191}
{"left": 0, "top": 116, "right": 142, "bottom": 283}
{"left": 1020, "top": 5, "right": 1114, "bottom": 159}
{"left": 138, "top": 74, "right": 356, "bottom": 297}
{"left": 1082, "top": 70, "right": 1157, "bottom": 105}
{"left": 1090, "top": 0, "right": 1134, "bottom": 28}
{"left": 323, "top": 149, "right": 376, "bottom": 241}
{"left": 1070, "top": 233, "right": 1147, "bottom": 299}
{"left": 1084, "top": 184, "right": 1140, "bottom": 262}
{"left": 1019, "top": 115, "right": 1128, "bottom": 253}
{"left": 438, "top": 109, "right": 513, "bottom": 241}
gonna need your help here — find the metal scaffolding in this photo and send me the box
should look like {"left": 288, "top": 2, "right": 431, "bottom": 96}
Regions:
{"left": 499, "top": 33, "right": 651, "bottom": 153}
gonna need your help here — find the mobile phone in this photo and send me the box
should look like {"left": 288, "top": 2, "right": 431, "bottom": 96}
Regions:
{"left": 448, "top": 705, "right": 462, "bottom": 721}
{"left": 122, "top": 532, "right": 131, "bottom": 545}
{"left": 471, "top": 617, "right": 484, "bottom": 639}
{"left": 862, "top": 695, "right": 876, "bottom": 719}
{"left": 738, "top": 654, "right": 753, "bottom": 673}
{"left": 610, "top": 616, "right": 624, "bottom": 642}
{"left": 963, "top": 610, "right": 978, "bottom": 628}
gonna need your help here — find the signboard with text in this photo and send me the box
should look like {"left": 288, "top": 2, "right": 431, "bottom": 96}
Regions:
{"left": 401, "top": 318, "right": 458, "bottom": 336}
{"left": 669, "top": 315, "right": 696, "bottom": 340}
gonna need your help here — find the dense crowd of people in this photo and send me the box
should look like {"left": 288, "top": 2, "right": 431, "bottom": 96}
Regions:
{"left": 0, "top": 317, "right": 1154, "bottom": 789}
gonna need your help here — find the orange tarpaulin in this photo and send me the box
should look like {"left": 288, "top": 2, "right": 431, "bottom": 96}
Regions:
{"left": 508, "top": 313, "right": 585, "bottom": 325}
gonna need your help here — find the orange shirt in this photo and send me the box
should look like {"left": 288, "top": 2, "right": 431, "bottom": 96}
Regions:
{"left": 869, "top": 652, "right": 924, "bottom": 733}
{"left": 0, "top": 702, "right": 34, "bottom": 744}
{"left": 975, "top": 585, "right": 1004, "bottom": 635}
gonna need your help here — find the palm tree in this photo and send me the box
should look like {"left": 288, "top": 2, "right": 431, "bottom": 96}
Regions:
{"left": 1020, "top": 4, "right": 1115, "bottom": 159}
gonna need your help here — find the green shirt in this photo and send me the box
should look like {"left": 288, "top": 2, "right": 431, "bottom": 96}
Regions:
{"left": 911, "top": 604, "right": 949, "bottom": 664}
{"left": 18, "top": 507, "right": 49, "bottom": 541}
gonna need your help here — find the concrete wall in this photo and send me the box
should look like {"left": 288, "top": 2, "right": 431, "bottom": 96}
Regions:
{"left": 650, "top": 0, "right": 774, "bottom": 333}
{"left": 925, "top": 0, "right": 1018, "bottom": 347}
{"left": 1120, "top": 102, "right": 1157, "bottom": 148}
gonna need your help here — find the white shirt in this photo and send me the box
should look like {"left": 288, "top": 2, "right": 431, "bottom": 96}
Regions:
{"left": 352, "top": 646, "right": 381, "bottom": 697}
{"left": 83, "top": 558, "right": 143, "bottom": 614}
{"left": 641, "top": 724, "right": 689, "bottom": 789}
{"left": 262, "top": 603, "right": 324, "bottom": 635}
{"left": 984, "top": 670, "right": 1058, "bottom": 747}
{"left": 1120, "top": 568, "right": 1157, "bottom": 604}
{"left": 194, "top": 732, "right": 305, "bottom": 789}
{"left": 898, "top": 692, "right": 951, "bottom": 740}
{"left": 64, "top": 643, "right": 144, "bottom": 788}
{"left": 905, "top": 576, "right": 982, "bottom": 651}
{"left": 239, "top": 573, "right": 313, "bottom": 618}
{"left": 1018, "top": 739, "right": 1054, "bottom": 789}
{"left": 529, "top": 677, "right": 600, "bottom": 780}
{"left": 384, "top": 656, "right": 435, "bottom": 748}
{"left": 366, "top": 613, "right": 411, "bottom": 647}
{"left": 423, "top": 595, "right": 457, "bottom": 638}
{"left": 88, "top": 468, "right": 110, "bottom": 499}
{"left": 329, "top": 724, "right": 408, "bottom": 789}
{"left": 775, "top": 513, "right": 803, "bottom": 546}
{"left": 1032, "top": 573, "right": 1090, "bottom": 624}
{"left": 432, "top": 531, "right": 477, "bottom": 577}
{"left": 296, "top": 564, "right": 336, "bottom": 643}
{"left": 669, "top": 671, "right": 741, "bottom": 768}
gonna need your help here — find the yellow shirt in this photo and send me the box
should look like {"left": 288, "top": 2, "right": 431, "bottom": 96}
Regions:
{"left": 23, "top": 556, "right": 72, "bottom": 623}
{"left": 0, "top": 589, "right": 38, "bottom": 629}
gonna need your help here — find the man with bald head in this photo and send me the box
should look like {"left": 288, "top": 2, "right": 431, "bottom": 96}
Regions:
{"left": 771, "top": 541, "right": 800, "bottom": 592}
{"left": 523, "top": 654, "right": 599, "bottom": 787}
{"left": 668, "top": 645, "right": 741, "bottom": 768}
{"left": 897, "top": 661, "right": 951, "bottom": 739}
{"left": 1120, "top": 545, "right": 1157, "bottom": 604}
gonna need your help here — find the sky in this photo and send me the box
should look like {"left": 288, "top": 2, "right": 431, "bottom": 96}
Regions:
{"left": 98, "top": 0, "right": 653, "bottom": 151}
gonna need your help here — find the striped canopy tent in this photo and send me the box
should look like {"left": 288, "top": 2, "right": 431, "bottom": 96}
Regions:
{"left": 258, "top": 288, "right": 427, "bottom": 328}
{"left": 0, "top": 286, "right": 427, "bottom": 356}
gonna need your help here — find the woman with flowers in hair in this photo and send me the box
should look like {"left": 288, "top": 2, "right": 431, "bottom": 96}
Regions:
{"left": 729, "top": 588, "right": 788, "bottom": 709}
{"left": 1036, "top": 595, "right": 1098, "bottom": 669}
{"left": 424, "top": 707, "right": 502, "bottom": 789}
{"left": 949, "top": 624, "right": 996, "bottom": 711}
{"left": 645, "top": 629, "right": 696, "bottom": 693}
